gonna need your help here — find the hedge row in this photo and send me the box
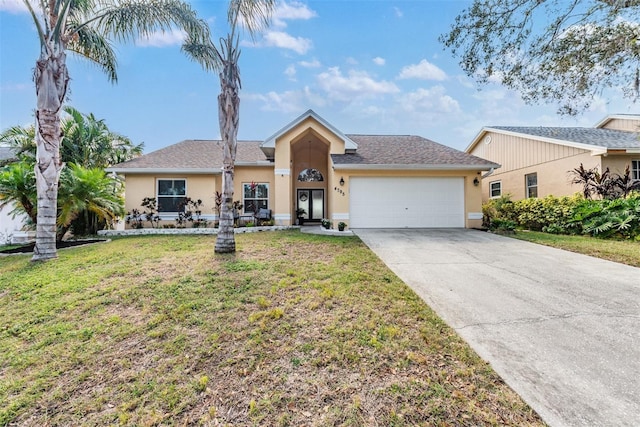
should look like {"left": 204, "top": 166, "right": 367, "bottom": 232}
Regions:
{"left": 483, "top": 193, "right": 640, "bottom": 240}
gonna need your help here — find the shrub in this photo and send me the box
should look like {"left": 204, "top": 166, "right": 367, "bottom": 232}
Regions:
{"left": 483, "top": 194, "right": 582, "bottom": 234}
{"left": 571, "top": 195, "right": 640, "bottom": 239}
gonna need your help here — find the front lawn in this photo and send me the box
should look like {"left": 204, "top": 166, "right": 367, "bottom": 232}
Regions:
{"left": 512, "top": 231, "right": 640, "bottom": 267}
{"left": 0, "top": 232, "right": 543, "bottom": 426}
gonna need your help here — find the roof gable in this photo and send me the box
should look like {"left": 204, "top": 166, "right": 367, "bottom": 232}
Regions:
{"left": 467, "top": 126, "right": 640, "bottom": 154}
{"left": 261, "top": 109, "right": 357, "bottom": 152}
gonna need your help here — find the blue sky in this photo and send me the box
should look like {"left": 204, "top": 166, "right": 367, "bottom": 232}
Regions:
{"left": 1, "top": 0, "right": 639, "bottom": 154}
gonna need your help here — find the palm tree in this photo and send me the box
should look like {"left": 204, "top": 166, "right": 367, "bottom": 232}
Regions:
{"left": 57, "top": 164, "right": 124, "bottom": 241}
{"left": 185, "top": 0, "right": 274, "bottom": 253}
{"left": 23, "top": 0, "right": 211, "bottom": 261}
{"left": 60, "top": 106, "right": 144, "bottom": 169}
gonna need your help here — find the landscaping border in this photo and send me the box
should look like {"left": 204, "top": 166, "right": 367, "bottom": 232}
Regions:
{"left": 98, "top": 226, "right": 297, "bottom": 237}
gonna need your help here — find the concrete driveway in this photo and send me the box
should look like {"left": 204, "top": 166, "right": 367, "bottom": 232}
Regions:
{"left": 354, "top": 228, "right": 640, "bottom": 427}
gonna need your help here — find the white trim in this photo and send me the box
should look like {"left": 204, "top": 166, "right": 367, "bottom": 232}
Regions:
{"left": 467, "top": 212, "right": 483, "bottom": 220}
{"left": 466, "top": 127, "right": 616, "bottom": 155}
{"left": 262, "top": 109, "right": 358, "bottom": 151}
{"left": 107, "top": 167, "right": 221, "bottom": 174}
{"left": 242, "top": 182, "right": 269, "bottom": 214}
{"left": 489, "top": 180, "right": 502, "bottom": 199}
{"left": 156, "top": 178, "right": 187, "bottom": 214}
{"left": 333, "top": 163, "right": 498, "bottom": 171}
{"left": 275, "top": 168, "right": 291, "bottom": 176}
{"left": 331, "top": 213, "right": 349, "bottom": 221}
{"left": 594, "top": 114, "right": 640, "bottom": 129}
{"left": 274, "top": 214, "right": 291, "bottom": 220}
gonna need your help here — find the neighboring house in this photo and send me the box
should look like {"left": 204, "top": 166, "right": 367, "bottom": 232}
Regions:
{"left": 0, "top": 147, "right": 29, "bottom": 243}
{"left": 108, "top": 110, "right": 498, "bottom": 229}
{"left": 466, "top": 114, "right": 640, "bottom": 201}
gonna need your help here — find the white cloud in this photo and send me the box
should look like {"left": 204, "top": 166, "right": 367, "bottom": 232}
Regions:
{"left": 136, "top": 29, "right": 186, "bottom": 47}
{"left": 400, "top": 86, "right": 461, "bottom": 115}
{"left": 247, "top": 86, "right": 326, "bottom": 113}
{"left": 373, "top": 57, "right": 386, "bottom": 66}
{"left": 285, "top": 65, "right": 297, "bottom": 81}
{"left": 316, "top": 67, "right": 399, "bottom": 102}
{"left": 398, "top": 59, "right": 447, "bottom": 81}
{"left": 299, "top": 59, "right": 321, "bottom": 68}
{"left": 272, "top": 1, "right": 317, "bottom": 28}
{"left": 393, "top": 7, "right": 403, "bottom": 18}
{"left": 345, "top": 57, "right": 358, "bottom": 65}
{"left": 259, "top": 31, "right": 312, "bottom": 54}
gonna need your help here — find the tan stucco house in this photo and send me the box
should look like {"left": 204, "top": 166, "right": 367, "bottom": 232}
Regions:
{"left": 466, "top": 114, "right": 640, "bottom": 201}
{"left": 108, "top": 110, "right": 498, "bottom": 229}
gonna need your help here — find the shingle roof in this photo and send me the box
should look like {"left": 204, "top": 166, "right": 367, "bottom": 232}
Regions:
{"left": 110, "top": 135, "right": 498, "bottom": 171}
{"left": 110, "top": 139, "right": 265, "bottom": 170}
{"left": 334, "top": 135, "right": 498, "bottom": 168}
{"left": 489, "top": 126, "right": 640, "bottom": 149}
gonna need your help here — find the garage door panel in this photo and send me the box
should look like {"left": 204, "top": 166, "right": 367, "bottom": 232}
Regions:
{"left": 350, "top": 177, "right": 464, "bottom": 228}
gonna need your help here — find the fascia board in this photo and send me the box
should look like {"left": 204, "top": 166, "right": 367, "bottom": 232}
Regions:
{"left": 262, "top": 109, "right": 358, "bottom": 150}
{"left": 106, "top": 168, "right": 222, "bottom": 174}
{"left": 332, "top": 163, "right": 500, "bottom": 171}
{"left": 464, "top": 127, "right": 491, "bottom": 153}
{"left": 594, "top": 114, "right": 640, "bottom": 128}
{"left": 483, "top": 127, "right": 608, "bottom": 154}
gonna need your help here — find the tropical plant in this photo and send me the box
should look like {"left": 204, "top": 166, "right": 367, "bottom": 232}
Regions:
{"left": 57, "top": 164, "right": 124, "bottom": 240}
{"left": 185, "top": 0, "right": 274, "bottom": 253}
{"left": 440, "top": 0, "right": 640, "bottom": 115}
{"left": 59, "top": 106, "right": 143, "bottom": 168}
{"left": 0, "top": 161, "right": 37, "bottom": 224}
{"left": 570, "top": 163, "right": 640, "bottom": 200}
{"left": 571, "top": 196, "right": 640, "bottom": 239}
{"left": 0, "top": 126, "right": 36, "bottom": 163}
{"left": 1, "top": 107, "right": 142, "bottom": 169}
{"left": 22, "top": 0, "right": 211, "bottom": 260}
{"left": 0, "top": 161, "right": 125, "bottom": 239}
{"left": 126, "top": 197, "right": 160, "bottom": 229}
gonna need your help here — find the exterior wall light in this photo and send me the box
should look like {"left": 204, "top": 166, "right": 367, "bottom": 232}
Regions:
{"left": 473, "top": 177, "right": 480, "bottom": 186}
{"left": 339, "top": 177, "right": 345, "bottom": 186}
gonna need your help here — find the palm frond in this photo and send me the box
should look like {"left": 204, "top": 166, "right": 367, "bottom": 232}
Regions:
{"left": 181, "top": 36, "right": 221, "bottom": 72}
{"left": 67, "top": 24, "right": 118, "bottom": 82}
{"left": 87, "top": 0, "right": 210, "bottom": 47}
{"left": 229, "top": 0, "right": 275, "bottom": 39}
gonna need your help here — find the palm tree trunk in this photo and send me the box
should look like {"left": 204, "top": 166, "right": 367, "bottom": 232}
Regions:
{"left": 32, "top": 49, "right": 68, "bottom": 261}
{"left": 214, "top": 38, "right": 240, "bottom": 254}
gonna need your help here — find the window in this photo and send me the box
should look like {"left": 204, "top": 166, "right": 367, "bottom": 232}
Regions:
{"left": 243, "top": 183, "right": 269, "bottom": 213}
{"left": 525, "top": 173, "right": 538, "bottom": 198}
{"left": 297, "top": 168, "right": 324, "bottom": 182}
{"left": 157, "top": 179, "right": 186, "bottom": 212}
{"left": 632, "top": 160, "right": 640, "bottom": 181}
{"left": 489, "top": 181, "right": 502, "bottom": 198}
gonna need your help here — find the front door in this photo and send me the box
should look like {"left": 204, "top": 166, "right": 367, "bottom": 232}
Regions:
{"left": 297, "top": 189, "right": 324, "bottom": 222}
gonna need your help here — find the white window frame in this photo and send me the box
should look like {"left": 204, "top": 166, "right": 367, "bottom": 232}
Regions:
{"left": 242, "top": 182, "right": 269, "bottom": 214}
{"left": 156, "top": 178, "right": 187, "bottom": 213}
{"left": 632, "top": 160, "right": 640, "bottom": 181}
{"left": 489, "top": 181, "right": 502, "bottom": 198}
{"left": 525, "top": 173, "right": 538, "bottom": 198}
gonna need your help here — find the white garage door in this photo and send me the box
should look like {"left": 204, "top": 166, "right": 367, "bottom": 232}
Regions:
{"left": 350, "top": 177, "right": 465, "bottom": 228}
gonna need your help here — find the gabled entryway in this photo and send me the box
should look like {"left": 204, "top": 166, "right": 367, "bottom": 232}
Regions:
{"left": 260, "top": 110, "right": 357, "bottom": 225}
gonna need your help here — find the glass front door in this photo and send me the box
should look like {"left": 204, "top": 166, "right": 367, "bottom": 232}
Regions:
{"left": 297, "top": 189, "right": 324, "bottom": 221}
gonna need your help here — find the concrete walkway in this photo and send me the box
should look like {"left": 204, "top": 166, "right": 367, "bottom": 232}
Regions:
{"left": 354, "top": 228, "right": 640, "bottom": 427}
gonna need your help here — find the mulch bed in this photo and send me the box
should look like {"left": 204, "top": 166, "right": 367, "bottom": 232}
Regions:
{"left": 0, "top": 239, "right": 108, "bottom": 254}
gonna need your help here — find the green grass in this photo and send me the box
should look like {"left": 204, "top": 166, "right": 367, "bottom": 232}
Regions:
{"left": 0, "top": 232, "right": 544, "bottom": 426}
{"left": 512, "top": 231, "right": 640, "bottom": 267}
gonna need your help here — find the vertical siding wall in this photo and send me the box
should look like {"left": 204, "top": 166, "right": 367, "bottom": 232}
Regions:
{"left": 471, "top": 132, "right": 596, "bottom": 200}
{"left": 600, "top": 118, "right": 640, "bottom": 132}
